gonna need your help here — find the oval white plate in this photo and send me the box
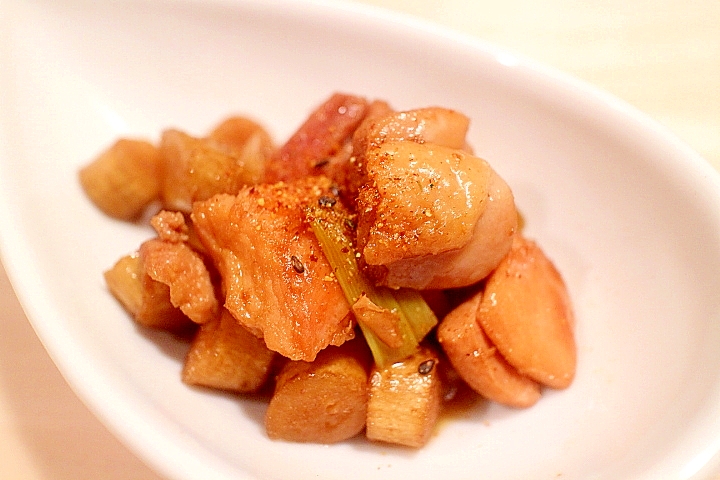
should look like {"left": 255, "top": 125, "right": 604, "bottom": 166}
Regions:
{"left": 2, "top": 1, "right": 720, "bottom": 479}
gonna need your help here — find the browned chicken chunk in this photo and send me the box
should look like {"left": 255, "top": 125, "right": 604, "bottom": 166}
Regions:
{"left": 191, "top": 176, "right": 355, "bottom": 361}
{"left": 353, "top": 108, "right": 517, "bottom": 289}
{"left": 139, "top": 238, "right": 218, "bottom": 325}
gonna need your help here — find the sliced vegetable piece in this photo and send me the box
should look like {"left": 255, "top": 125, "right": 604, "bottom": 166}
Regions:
{"left": 79, "top": 138, "right": 161, "bottom": 221}
{"left": 104, "top": 254, "right": 144, "bottom": 318}
{"left": 183, "top": 308, "right": 276, "bottom": 393}
{"left": 478, "top": 235, "right": 576, "bottom": 389}
{"left": 392, "top": 288, "right": 438, "bottom": 342}
{"left": 366, "top": 345, "right": 442, "bottom": 448}
{"left": 307, "top": 203, "right": 437, "bottom": 367}
{"left": 104, "top": 253, "right": 191, "bottom": 331}
{"left": 265, "top": 340, "right": 371, "bottom": 443}
{"left": 159, "top": 126, "right": 272, "bottom": 213}
{"left": 437, "top": 288, "right": 541, "bottom": 408}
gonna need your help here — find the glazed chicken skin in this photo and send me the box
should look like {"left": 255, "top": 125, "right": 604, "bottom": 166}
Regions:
{"left": 137, "top": 211, "right": 219, "bottom": 325}
{"left": 353, "top": 108, "right": 518, "bottom": 290}
{"left": 191, "top": 176, "right": 355, "bottom": 361}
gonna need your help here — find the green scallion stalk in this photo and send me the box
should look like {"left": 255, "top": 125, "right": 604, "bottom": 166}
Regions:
{"left": 392, "top": 288, "right": 438, "bottom": 341}
{"left": 307, "top": 204, "right": 438, "bottom": 367}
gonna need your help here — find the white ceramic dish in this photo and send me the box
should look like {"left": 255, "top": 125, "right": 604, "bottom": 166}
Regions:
{"left": 2, "top": 1, "right": 720, "bottom": 479}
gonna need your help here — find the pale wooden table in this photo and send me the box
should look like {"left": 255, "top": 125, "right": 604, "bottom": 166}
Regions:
{"left": 1, "top": 1, "right": 718, "bottom": 478}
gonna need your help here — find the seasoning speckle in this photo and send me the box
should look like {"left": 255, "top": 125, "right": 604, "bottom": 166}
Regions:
{"left": 290, "top": 255, "right": 305, "bottom": 274}
{"left": 318, "top": 195, "right": 337, "bottom": 208}
{"left": 418, "top": 359, "right": 435, "bottom": 375}
{"left": 313, "top": 158, "right": 330, "bottom": 168}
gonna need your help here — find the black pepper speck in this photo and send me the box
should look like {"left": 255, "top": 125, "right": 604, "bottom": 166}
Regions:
{"left": 318, "top": 196, "right": 337, "bottom": 208}
{"left": 290, "top": 255, "right": 305, "bottom": 274}
{"left": 418, "top": 359, "right": 435, "bottom": 375}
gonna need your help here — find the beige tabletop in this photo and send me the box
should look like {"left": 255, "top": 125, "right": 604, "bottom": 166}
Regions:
{"left": 1, "top": 1, "right": 718, "bottom": 479}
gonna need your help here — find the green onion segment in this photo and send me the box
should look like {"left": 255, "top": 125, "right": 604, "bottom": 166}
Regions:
{"left": 307, "top": 204, "right": 438, "bottom": 368}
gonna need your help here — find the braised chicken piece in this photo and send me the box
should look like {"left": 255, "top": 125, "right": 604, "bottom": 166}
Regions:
{"left": 352, "top": 106, "right": 470, "bottom": 154}
{"left": 191, "top": 176, "right": 355, "bottom": 361}
{"left": 358, "top": 141, "right": 489, "bottom": 262}
{"left": 150, "top": 210, "right": 190, "bottom": 243}
{"left": 353, "top": 108, "right": 517, "bottom": 290}
{"left": 139, "top": 240, "right": 218, "bottom": 325}
{"left": 337, "top": 99, "right": 395, "bottom": 202}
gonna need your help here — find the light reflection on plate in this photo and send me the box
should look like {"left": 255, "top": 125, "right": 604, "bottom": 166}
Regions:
{"left": 1, "top": 1, "right": 720, "bottom": 479}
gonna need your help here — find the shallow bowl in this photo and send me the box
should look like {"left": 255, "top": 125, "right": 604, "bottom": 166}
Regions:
{"left": 2, "top": 1, "right": 720, "bottom": 479}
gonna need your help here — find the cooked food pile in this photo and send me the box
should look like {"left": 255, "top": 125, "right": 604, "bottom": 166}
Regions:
{"left": 79, "top": 93, "right": 576, "bottom": 448}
